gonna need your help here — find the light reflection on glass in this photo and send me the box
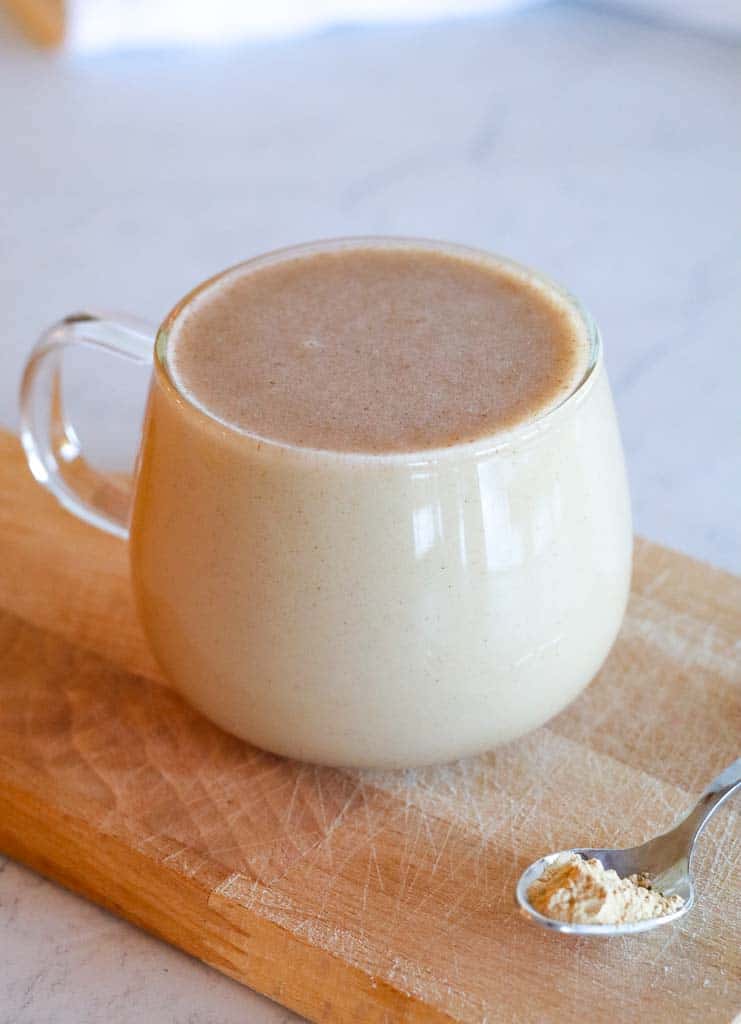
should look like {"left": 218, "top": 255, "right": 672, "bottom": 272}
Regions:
{"left": 451, "top": 467, "right": 469, "bottom": 570}
{"left": 412, "top": 501, "right": 440, "bottom": 559}
{"left": 476, "top": 458, "right": 523, "bottom": 571}
{"left": 531, "top": 483, "right": 562, "bottom": 555}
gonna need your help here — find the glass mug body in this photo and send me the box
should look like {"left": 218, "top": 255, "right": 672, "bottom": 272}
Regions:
{"left": 22, "top": 239, "right": 633, "bottom": 769}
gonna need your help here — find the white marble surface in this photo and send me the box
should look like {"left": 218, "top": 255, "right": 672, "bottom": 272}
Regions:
{"left": 1, "top": 3, "right": 739, "bottom": 1022}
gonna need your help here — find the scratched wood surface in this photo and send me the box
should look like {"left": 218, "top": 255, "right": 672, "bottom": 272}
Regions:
{"left": 0, "top": 429, "right": 738, "bottom": 1023}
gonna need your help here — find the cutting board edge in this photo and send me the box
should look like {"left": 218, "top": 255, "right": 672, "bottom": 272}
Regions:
{"left": 0, "top": 774, "right": 457, "bottom": 1024}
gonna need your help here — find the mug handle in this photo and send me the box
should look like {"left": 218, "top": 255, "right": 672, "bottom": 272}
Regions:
{"left": 20, "top": 312, "right": 156, "bottom": 540}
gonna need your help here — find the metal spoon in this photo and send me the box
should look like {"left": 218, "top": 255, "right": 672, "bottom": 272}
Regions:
{"left": 516, "top": 757, "right": 741, "bottom": 936}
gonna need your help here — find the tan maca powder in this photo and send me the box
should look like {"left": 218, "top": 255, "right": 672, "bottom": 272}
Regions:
{"left": 528, "top": 853, "right": 685, "bottom": 925}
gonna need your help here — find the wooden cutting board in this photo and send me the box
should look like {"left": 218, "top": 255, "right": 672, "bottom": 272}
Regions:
{"left": 0, "top": 429, "right": 738, "bottom": 1023}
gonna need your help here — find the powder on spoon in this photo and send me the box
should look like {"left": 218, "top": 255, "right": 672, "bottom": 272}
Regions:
{"left": 528, "top": 852, "right": 685, "bottom": 925}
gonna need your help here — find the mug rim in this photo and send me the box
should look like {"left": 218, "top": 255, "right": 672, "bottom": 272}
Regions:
{"left": 154, "top": 236, "right": 602, "bottom": 464}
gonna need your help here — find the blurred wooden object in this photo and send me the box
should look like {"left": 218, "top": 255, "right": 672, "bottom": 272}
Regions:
{"left": 0, "top": 428, "right": 738, "bottom": 1023}
{"left": 3, "top": 0, "right": 64, "bottom": 46}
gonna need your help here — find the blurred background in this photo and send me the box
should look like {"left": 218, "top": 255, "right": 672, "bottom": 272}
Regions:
{"left": 0, "top": 2, "right": 739, "bottom": 1021}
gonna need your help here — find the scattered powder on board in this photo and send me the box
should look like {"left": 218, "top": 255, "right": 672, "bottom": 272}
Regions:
{"left": 528, "top": 852, "right": 684, "bottom": 925}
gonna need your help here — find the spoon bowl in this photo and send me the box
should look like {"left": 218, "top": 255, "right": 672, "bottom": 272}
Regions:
{"left": 516, "top": 847, "right": 693, "bottom": 937}
{"left": 516, "top": 758, "right": 740, "bottom": 937}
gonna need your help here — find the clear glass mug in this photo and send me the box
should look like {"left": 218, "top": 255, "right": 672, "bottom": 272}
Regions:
{"left": 20, "top": 238, "right": 632, "bottom": 769}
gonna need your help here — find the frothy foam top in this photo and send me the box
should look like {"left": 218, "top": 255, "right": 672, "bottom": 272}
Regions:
{"left": 167, "top": 243, "right": 591, "bottom": 454}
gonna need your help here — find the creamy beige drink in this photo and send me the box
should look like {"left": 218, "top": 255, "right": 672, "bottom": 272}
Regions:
{"left": 128, "top": 238, "right": 632, "bottom": 768}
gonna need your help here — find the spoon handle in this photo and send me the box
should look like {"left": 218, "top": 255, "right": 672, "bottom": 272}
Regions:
{"left": 680, "top": 757, "right": 741, "bottom": 850}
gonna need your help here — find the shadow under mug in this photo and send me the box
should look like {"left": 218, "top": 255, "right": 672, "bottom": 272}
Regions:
{"left": 20, "top": 237, "right": 632, "bottom": 769}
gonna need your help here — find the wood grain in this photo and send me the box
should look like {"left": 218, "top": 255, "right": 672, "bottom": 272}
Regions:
{"left": 0, "top": 430, "right": 738, "bottom": 1023}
